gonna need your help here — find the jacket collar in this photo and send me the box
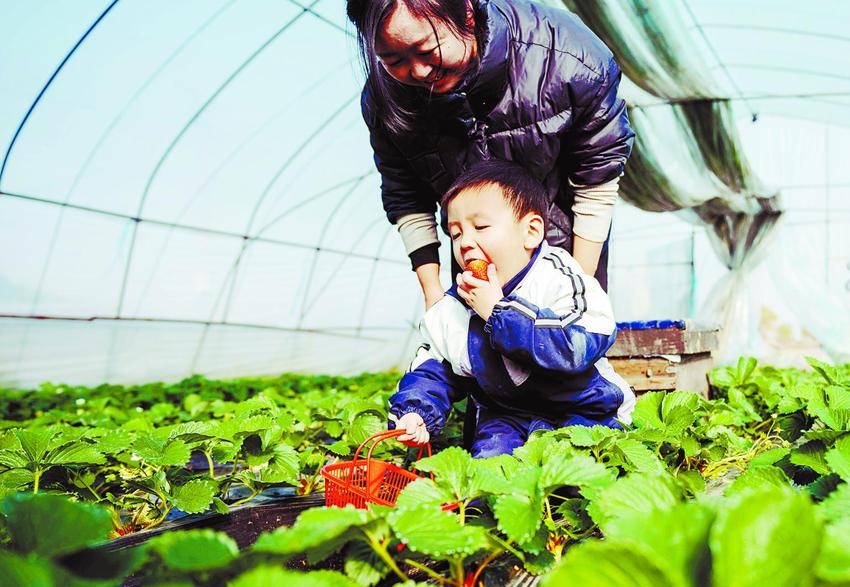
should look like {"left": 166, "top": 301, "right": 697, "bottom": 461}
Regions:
{"left": 501, "top": 243, "right": 542, "bottom": 296}
{"left": 464, "top": 0, "right": 510, "bottom": 115}
{"left": 426, "top": 0, "right": 510, "bottom": 118}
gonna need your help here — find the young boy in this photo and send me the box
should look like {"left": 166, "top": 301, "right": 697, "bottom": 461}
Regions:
{"left": 389, "top": 160, "right": 635, "bottom": 458}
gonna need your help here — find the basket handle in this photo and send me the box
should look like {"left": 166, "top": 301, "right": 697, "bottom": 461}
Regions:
{"left": 344, "top": 430, "right": 435, "bottom": 496}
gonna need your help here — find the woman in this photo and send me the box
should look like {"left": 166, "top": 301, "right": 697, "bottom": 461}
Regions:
{"left": 347, "top": 0, "right": 634, "bottom": 307}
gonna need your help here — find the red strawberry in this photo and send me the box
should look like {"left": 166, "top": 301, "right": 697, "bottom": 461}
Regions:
{"left": 465, "top": 259, "right": 489, "bottom": 281}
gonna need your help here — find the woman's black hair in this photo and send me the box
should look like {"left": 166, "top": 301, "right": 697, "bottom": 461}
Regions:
{"left": 346, "top": 0, "right": 478, "bottom": 135}
{"left": 441, "top": 159, "right": 550, "bottom": 225}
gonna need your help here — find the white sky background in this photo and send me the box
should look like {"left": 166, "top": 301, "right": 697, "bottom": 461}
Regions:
{"left": 0, "top": 0, "right": 848, "bottom": 386}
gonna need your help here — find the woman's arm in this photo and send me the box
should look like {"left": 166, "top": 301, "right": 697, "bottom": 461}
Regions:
{"left": 415, "top": 262, "right": 445, "bottom": 309}
{"left": 571, "top": 234, "right": 605, "bottom": 277}
{"left": 361, "top": 91, "right": 445, "bottom": 304}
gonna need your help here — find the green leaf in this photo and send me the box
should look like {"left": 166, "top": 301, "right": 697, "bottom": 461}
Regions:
{"left": 826, "top": 436, "right": 850, "bottom": 480}
{"left": 725, "top": 466, "right": 791, "bottom": 496}
{"left": 46, "top": 442, "right": 105, "bottom": 466}
{"left": 588, "top": 473, "right": 681, "bottom": 532}
{"left": 816, "top": 518, "right": 850, "bottom": 583}
{"left": 727, "top": 387, "right": 762, "bottom": 422}
{"left": 2, "top": 493, "right": 112, "bottom": 557}
{"left": 344, "top": 541, "right": 387, "bottom": 587}
{"left": 710, "top": 487, "right": 822, "bottom": 587}
{"left": 348, "top": 413, "right": 384, "bottom": 446}
{"left": 0, "top": 450, "right": 29, "bottom": 469}
{"left": 212, "top": 497, "right": 230, "bottom": 515}
{"left": 0, "top": 551, "right": 54, "bottom": 587}
{"left": 819, "top": 482, "right": 850, "bottom": 522}
{"left": 661, "top": 391, "right": 702, "bottom": 423}
{"left": 412, "top": 446, "right": 474, "bottom": 500}
{"left": 748, "top": 447, "right": 790, "bottom": 468}
{"left": 230, "top": 566, "right": 360, "bottom": 587}
{"left": 134, "top": 435, "right": 190, "bottom": 467}
{"left": 171, "top": 479, "right": 217, "bottom": 514}
{"left": 680, "top": 436, "right": 700, "bottom": 460}
{"left": 395, "top": 478, "right": 455, "bottom": 510}
{"left": 604, "top": 500, "right": 714, "bottom": 587}
{"left": 566, "top": 425, "right": 617, "bottom": 448}
{"left": 806, "top": 357, "right": 836, "bottom": 385}
{"left": 0, "top": 469, "right": 34, "bottom": 490}
{"left": 614, "top": 438, "right": 665, "bottom": 474}
{"left": 491, "top": 467, "right": 543, "bottom": 544}
{"left": 805, "top": 473, "right": 842, "bottom": 499}
{"left": 94, "top": 430, "right": 133, "bottom": 455}
{"left": 57, "top": 544, "right": 146, "bottom": 581}
{"left": 14, "top": 429, "right": 52, "bottom": 463}
{"left": 388, "top": 505, "right": 489, "bottom": 557}
{"left": 790, "top": 441, "right": 831, "bottom": 476}
{"left": 541, "top": 541, "right": 676, "bottom": 587}
{"left": 149, "top": 529, "right": 238, "bottom": 571}
{"left": 513, "top": 434, "right": 558, "bottom": 466}
{"left": 539, "top": 453, "right": 615, "bottom": 498}
{"left": 253, "top": 506, "right": 370, "bottom": 557}
{"left": 632, "top": 392, "right": 665, "bottom": 429}
{"left": 326, "top": 440, "right": 351, "bottom": 456}
{"left": 736, "top": 357, "right": 758, "bottom": 385}
{"left": 258, "top": 443, "right": 299, "bottom": 484}
{"left": 168, "top": 421, "right": 216, "bottom": 443}
{"left": 522, "top": 548, "right": 556, "bottom": 575}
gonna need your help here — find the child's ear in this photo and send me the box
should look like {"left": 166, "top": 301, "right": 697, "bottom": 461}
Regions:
{"left": 524, "top": 213, "right": 545, "bottom": 249}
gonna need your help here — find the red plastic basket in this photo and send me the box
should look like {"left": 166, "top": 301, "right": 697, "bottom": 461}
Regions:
{"left": 322, "top": 429, "right": 443, "bottom": 509}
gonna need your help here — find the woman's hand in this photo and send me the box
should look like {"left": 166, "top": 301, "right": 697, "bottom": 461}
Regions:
{"left": 456, "top": 263, "right": 503, "bottom": 321}
{"left": 396, "top": 412, "right": 430, "bottom": 446}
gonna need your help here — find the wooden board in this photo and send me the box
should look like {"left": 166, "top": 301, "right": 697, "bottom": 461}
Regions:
{"left": 608, "top": 325, "right": 719, "bottom": 357}
{"left": 609, "top": 353, "right": 714, "bottom": 397}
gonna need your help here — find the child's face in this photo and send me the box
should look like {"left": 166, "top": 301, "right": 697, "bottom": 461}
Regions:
{"left": 446, "top": 183, "right": 545, "bottom": 284}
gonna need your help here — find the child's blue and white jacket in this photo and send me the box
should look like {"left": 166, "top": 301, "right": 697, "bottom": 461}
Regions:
{"left": 389, "top": 242, "right": 636, "bottom": 436}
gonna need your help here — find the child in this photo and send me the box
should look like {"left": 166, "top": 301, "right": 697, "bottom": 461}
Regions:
{"left": 388, "top": 160, "right": 635, "bottom": 458}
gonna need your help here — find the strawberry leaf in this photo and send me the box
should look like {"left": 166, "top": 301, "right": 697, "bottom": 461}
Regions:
{"left": 253, "top": 506, "right": 371, "bottom": 558}
{"left": 539, "top": 453, "right": 615, "bottom": 498}
{"left": 258, "top": 443, "right": 299, "bottom": 484}
{"left": 134, "top": 435, "right": 190, "bottom": 468}
{"left": 231, "top": 566, "right": 360, "bottom": 587}
{"left": 171, "top": 479, "right": 217, "bottom": 514}
{"left": 388, "top": 505, "right": 489, "bottom": 557}
{"left": 411, "top": 446, "right": 475, "bottom": 500}
{"left": 588, "top": 473, "right": 681, "bottom": 532}
{"left": 491, "top": 467, "right": 543, "bottom": 544}
{"left": 149, "top": 529, "right": 238, "bottom": 571}
{"left": 2, "top": 492, "right": 112, "bottom": 557}
{"left": 826, "top": 436, "right": 850, "bottom": 480}
{"left": 541, "top": 541, "right": 676, "bottom": 586}
{"left": 816, "top": 518, "right": 850, "bottom": 583}
{"left": 710, "top": 487, "right": 822, "bottom": 587}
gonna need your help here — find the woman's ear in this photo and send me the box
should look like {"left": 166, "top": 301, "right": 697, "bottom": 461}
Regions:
{"left": 524, "top": 213, "right": 545, "bottom": 250}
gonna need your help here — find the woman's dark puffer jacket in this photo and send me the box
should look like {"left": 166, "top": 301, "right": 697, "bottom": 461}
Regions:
{"left": 361, "top": 0, "right": 634, "bottom": 273}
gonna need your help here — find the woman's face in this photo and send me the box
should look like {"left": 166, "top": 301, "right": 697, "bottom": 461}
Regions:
{"left": 375, "top": 1, "right": 476, "bottom": 93}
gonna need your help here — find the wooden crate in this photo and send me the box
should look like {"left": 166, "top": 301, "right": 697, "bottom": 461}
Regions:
{"left": 607, "top": 320, "right": 720, "bottom": 397}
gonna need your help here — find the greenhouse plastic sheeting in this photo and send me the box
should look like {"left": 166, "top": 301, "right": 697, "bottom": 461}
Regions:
{"left": 2, "top": 0, "right": 850, "bottom": 386}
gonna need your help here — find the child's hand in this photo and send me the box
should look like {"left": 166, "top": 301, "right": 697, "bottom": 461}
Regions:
{"left": 456, "top": 263, "right": 503, "bottom": 321}
{"left": 396, "top": 412, "right": 430, "bottom": 446}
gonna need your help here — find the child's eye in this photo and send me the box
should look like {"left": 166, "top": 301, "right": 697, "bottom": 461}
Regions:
{"left": 475, "top": 225, "right": 490, "bottom": 231}
{"left": 418, "top": 47, "right": 437, "bottom": 57}
{"left": 450, "top": 233, "right": 461, "bottom": 240}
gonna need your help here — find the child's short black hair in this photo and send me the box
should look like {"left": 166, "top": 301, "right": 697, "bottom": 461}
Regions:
{"left": 441, "top": 159, "right": 549, "bottom": 224}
